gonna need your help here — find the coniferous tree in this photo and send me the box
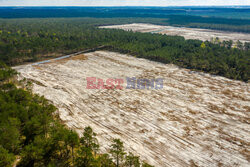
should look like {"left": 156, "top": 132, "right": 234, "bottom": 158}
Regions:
{"left": 110, "top": 139, "right": 126, "bottom": 167}
{"left": 75, "top": 126, "right": 99, "bottom": 167}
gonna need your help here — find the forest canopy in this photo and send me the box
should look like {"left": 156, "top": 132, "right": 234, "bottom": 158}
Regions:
{"left": 0, "top": 18, "right": 249, "bottom": 81}
{"left": 0, "top": 7, "right": 250, "bottom": 32}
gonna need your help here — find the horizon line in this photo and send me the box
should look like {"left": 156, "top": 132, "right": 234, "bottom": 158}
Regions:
{"left": 0, "top": 5, "right": 250, "bottom": 7}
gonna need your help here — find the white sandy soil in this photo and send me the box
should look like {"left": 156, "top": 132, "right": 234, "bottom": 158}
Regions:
{"left": 14, "top": 51, "right": 250, "bottom": 167}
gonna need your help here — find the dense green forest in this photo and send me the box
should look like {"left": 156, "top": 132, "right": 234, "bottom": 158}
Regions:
{"left": 0, "top": 18, "right": 249, "bottom": 81}
{"left": 0, "top": 62, "right": 153, "bottom": 166}
{"left": 1, "top": 7, "right": 250, "bottom": 32}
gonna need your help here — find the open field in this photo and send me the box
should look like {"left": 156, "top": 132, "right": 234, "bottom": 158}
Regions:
{"left": 14, "top": 51, "right": 250, "bottom": 166}
{"left": 100, "top": 23, "right": 250, "bottom": 43}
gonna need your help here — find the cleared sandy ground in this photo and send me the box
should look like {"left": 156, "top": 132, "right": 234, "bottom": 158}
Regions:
{"left": 14, "top": 51, "right": 250, "bottom": 167}
{"left": 100, "top": 23, "right": 250, "bottom": 43}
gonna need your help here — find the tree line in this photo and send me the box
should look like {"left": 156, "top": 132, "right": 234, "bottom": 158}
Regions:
{"left": 1, "top": 18, "right": 248, "bottom": 81}
{"left": 1, "top": 7, "right": 250, "bottom": 33}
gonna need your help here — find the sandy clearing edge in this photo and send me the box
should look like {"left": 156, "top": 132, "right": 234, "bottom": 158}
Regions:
{"left": 100, "top": 23, "right": 250, "bottom": 43}
{"left": 14, "top": 51, "right": 250, "bottom": 167}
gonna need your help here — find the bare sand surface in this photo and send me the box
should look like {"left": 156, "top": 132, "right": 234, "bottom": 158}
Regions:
{"left": 14, "top": 51, "right": 250, "bottom": 166}
{"left": 100, "top": 23, "right": 250, "bottom": 43}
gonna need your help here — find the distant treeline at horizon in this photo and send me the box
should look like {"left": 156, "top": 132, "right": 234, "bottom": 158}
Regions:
{"left": 0, "top": 6, "right": 250, "bottom": 33}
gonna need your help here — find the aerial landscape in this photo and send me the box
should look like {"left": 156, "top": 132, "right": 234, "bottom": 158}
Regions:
{"left": 0, "top": 1, "right": 249, "bottom": 167}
